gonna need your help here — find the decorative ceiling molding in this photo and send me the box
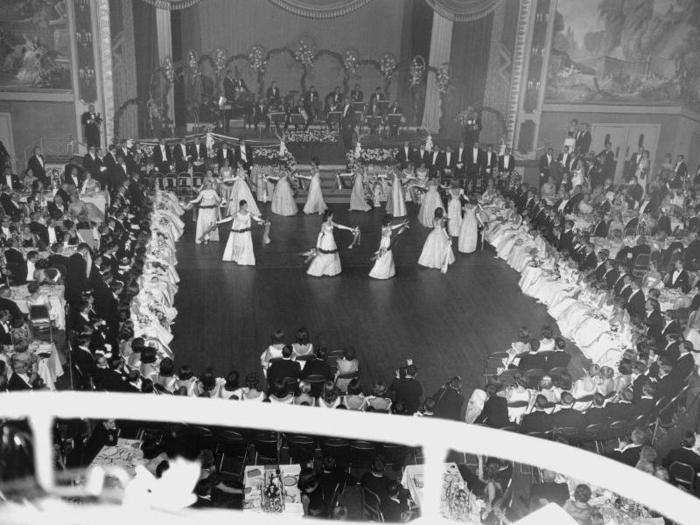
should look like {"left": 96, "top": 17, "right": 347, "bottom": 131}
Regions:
{"left": 424, "top": 0, "right": 503, "bottom": 22}
{"left": 267, "top": 0, "right": 374, "bottom": 19}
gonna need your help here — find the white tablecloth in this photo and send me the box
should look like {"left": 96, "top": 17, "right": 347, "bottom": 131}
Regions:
{"left": 11, "top": 285, "right": 66, "bottom": 330}
{"left": 243, "top": 464, "right": 302, "bottom": 515}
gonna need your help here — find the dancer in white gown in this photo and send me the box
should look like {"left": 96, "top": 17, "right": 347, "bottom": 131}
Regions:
{"left": 457, "top": 199, "right": 482, "bottom": 254}
{"left": 446, "top": 183, "right": 464, "bottom": 237}
{"left": 187, "top": 181, "right": 221, "bottom": 244}
{"left": 418, "top": 179, "right": 444, "bottom": 227}
{"left": 215, "top": 200, "right": 265, "bottom": 265}
{"left": 369, "top": 216, "right": 409, "bottom": 279}
{"left": 418, "top": 208, "right": 455, "bottom": 273}
{"left": 306, "top": 209, "right": 356, "bottom": 277}
{"left": 227, "top": 167, "right": 260, "bottom": 216}
{"left": 299, "top": 162, "right": 327, "bottom": 215}
{"left": 219, "top": 159, "right": 235, "bottom": 203}
{"left": 269, "top": 170, "right": 298, "bottom": 216}
{"left": 385, "top": 170, "right": 407, "bottom": 218}
{"left": 349, "top": 169, "right": 371, "bottom": 211}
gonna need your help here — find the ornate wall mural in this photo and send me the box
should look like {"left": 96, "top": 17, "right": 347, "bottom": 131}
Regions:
{"left": 0, "top": 0, "right": 72, "bottom": 91}
{"left": 546, "top": 0, "right": 700, "bottom": 109}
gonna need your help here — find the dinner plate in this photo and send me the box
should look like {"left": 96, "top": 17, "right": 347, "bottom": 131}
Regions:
{"left": 247, "top": 468, "right": 262, "bottom": 478}
{"left": 283, "top": 475, "right": 297, "bottom": 486}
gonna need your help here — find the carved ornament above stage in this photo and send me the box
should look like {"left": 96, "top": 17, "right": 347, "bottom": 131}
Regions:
{"left": 138, "top": 0, "right": 375, "bottom": 18}
{"left": 424, "top": 0, "right": 503, "bottom": 22}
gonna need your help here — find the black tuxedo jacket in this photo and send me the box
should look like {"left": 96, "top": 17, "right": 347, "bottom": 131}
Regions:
{"left": 475, "top": 396, "right": 509, "bottom": 427}
{"left": 172, "top": 144, "right": 190, "bottom": 167}
{"left": 152, "top": 145, "right": 172, "bottom": 168}
{"left": 217, "top": 147, "right": 234, "bottom": 167}
{"left": 498, "top": 154, "right": 514, "bottom": 173}
{"left": 583, "top": 407, "right": 609, "bottom": 427}
{"left": 538, "top": 154, "right": 554, "bottom": 174}
{"left": 666, "top": 270, "right": 690, "bottom": 293}
{"left": 645, "top": 310, "right": 663, "bottom": 341}
{"left": 466, "top": 148, "right": 484, "bottom": 172}
{"left": 625, "top": 289, "right": 646, "bottom": 318}
{"left": 396, "top": 147, "right": 414, "bottom": 165}
{"left": 29, "top": 221, "right": 49, "bottom": 246}
{"left": 521, "top": 411, "right": 552, "bottom": 434}
{"left": 82, "top": 154, "right": 103, "bottom": 175}
{"left": 189, "top": 143, "right": 207, "bottom": 163}
{"left": 550, "top": 408, "right": 585, "bottom": 431}
{"left": 576, "top": 131, "right": 591, "bottom": 153}
{"left": 7, "top": 373, "right": 32, "bottom": 391}
{"left": 28, "top": 155, "right": 47, "bottom": 183}
{"left": 236, "top": 145, "right": 250, "bottom": 168}
{"left": 267, "top": 359, "right": 301, "bottom": 386}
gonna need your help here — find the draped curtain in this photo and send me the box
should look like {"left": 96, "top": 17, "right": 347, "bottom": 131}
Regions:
{"left": 423, "top": 0, "right": 502, "bottom": 22}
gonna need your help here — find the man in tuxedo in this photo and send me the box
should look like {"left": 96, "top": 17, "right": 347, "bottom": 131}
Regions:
{"left": 625, "top": 278, "right": 646, "bottom": 318}
{"left": 102, "top": 144, "right": 118, "bottom": 170}
{"left": 600, "top": 143, "right": 616, "bottom": 181}
{"left": 428, "top": 147, "right": 443, "bottom": 178}
{"left": 474, "top": 383, "right": 508, "bottom": 427}
{"left": 65, "top": 243, "right": 94, "bottom": 306}
{"left": 0, "top": 187, "right": 21, "bottom": 219}
{"left": 64, "top": 164, "right": 83, "bottom": 189}
{"left": 1, "top": 166, "right": 19, "bottom": 192}
{"left": 521, "top": 395, "right": 552, "bottom": 434}
{"left": 28, "top": 212, "right": 49, "bottom": 247}
{"left": 0, "top": 287, "right": 23, "bottom": 322}
{"left": 498, "top": 146, "right": 514, "bottom": 175}
{"left": 0, "top": 309, "right": 13, "bottom": 346}
{"left": 673, "top": 154, "right": 688, "bottom": 182}
{"left": 152, "top": 139, "right": 172, "bottom": 173}
{"left": 325, "top": 86, "right": 344, "bottom": 113}
{"left": 217, "top": 143, "right": 234, "bottom": 167}
{"left": 350, "top": 83, "right": 364, "bottom": 102}
{"left": 82, "top": 146, "right": 104, "bottom": 177}
{"left": 302, "top": 86, "right": 319, "bottom": 121}
{"left": 81, "top": 104, "right": 102, "bottom": 147}
{"left": 443, "top": 146, "right": 456, "bottom": 179}
{"left": 396, "top": 141, "right": 413, "bottom": 166}
{"left": 550, "top": 392, "right": 585, "bottom": 431}
{"left": 465, "top": 142, "right": 484, "bottom": 191}
{"left": 188, "top": 137, "right": 207, "bottom": 167}
{"left": 538, "top": 148, "right": 554, "bottom": 187}
{"left": 7, "top": 354, "right": 33, "bottom": 391}
{"left": 665, "top": 259, "right": 691, "bottom": 293}
{"left": 558, "top": 145, "right": 572, "bottom": 172}
{"left": 266, "top": 345, "right": 301, "bottom": 388}
{"left": 483, "top": 144, "right": 497, "bottom": 181}
{"left": 575, "top": 123, "right": 591, "bottom": 154}
{"left": 172, "top": 139, "right": 190, "bottom": 172}
{"left": 368, "top": 87, "right": 385, "bottom": 115}
{"left": 236, "top": 140, "right": 250, "bottom": 172}
{"left": 27, "top": 146, "right": 48, "bottom": 186}
{"left": 109, "top": 156, "right": 128, "bottom": 193}
{"left": 266, "top": 81, "right": 281, "bottom": 107}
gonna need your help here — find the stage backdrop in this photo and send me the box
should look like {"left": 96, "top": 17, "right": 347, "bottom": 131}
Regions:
{"left": 177, "top": 0, "right": 407, "bottom": 101}
{"left": 546, "top": 0, "right": 700, "bottom": 110}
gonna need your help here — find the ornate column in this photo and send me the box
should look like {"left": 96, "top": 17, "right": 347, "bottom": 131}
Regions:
{"left": 95, "top": 0, "right": 114, "bottom": 147}
{"left": 421, "top": 12, "right": 453, "bottom": 133}
{"left": 512, "top": 0, "right": 558, "bottom": 158}
{"left": 155, "top": 7, "right": 175, "bottom": 129}
{"left": 505, "top": 0, "right": 533, "bottom": 147}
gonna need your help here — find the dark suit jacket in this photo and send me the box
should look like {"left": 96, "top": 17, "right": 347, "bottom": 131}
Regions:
{"left": 666, "top": 270, "right": 691, "bottom": 293}
{"left": 27, "top": 155, "right": 47, "bottom": 183}
{"left": 625, "top": 289, "right": 646, "bottom": 318}
{"left": 609, "top": 445, "right": 642, "bottom": 467}
{"left": 0, "top": 297, "right": 23, "bottom": 321}
{"left": 7, "top": 373, "right": 32, "bottom": 391}
{"left": 583, "top": 407, "right": 609, "bottom": 427}
{"left": 663, "top": 447, "right": 700, "bottom": 471}
{"left": 300, "top": 358, "right": 332, "bottom": 381}
{"left": 82, "top": 154, "right": 103, "bottom": 175}
{"left": 498, "top": 154, "right": 515, "bottom": 173}
{"left": 267, "top": 358, "right": 301, "bottom": 386}
{"left": 29, "top": 221, "right": 49, "bottom": 246}
{"left": 602, "top": 401, "right": 635, "bottom": 422}
{"left": 538, "top": 154, "right": 554, "bottom": 175}
{"left": 521, "top": 411, "right": 552, "bottom": 434}
{"left": 152, "top": 145, "right": 172, "bottom": 170}
{"left": 475, "top": 396, "right": 509, "bottom": 427}
{"left": 65, "top": 252, "right": 90, "bottom": 304}
{"left": 518, "top": 352, "right": 547, "bottom": 372}
{"left": 550, "top": 408, "right": 585, "bottom": 431}
{"left": 576, "top": 131, "right": 591, "bottom": 154}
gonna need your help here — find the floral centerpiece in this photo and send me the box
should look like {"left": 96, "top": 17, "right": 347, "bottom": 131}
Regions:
{"left": 248, "top": 44, "right": 268, "bottom": 74}
{"left": 440, "top": 467, "right": 484, "bottom": 523}
{"left": 409, "top": 55, "right": 425, "bottom": 87}
{"left": 343, "top": 48, "right": 359, "bottom": 76}
{"left": 294, "top": 38, "right": 316, "bottom": 69}
{"left": 260, "top": 468, "right": 286, "bottom": 513}
{"left": 380, "top": 52, "right": 397, "bottom": 82}
{"left": 252, "top": 146, "right": 296, "bottom": 167}
{"left": 357, "top": 147, "right": 398, "bottom": 166}
{"left": 285, "top": 129, "right": 338, "bottom": 143}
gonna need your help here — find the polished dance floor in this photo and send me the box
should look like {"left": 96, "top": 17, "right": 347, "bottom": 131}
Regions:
{"left": 172, "top": 204, "right": 580, "bottom": 396}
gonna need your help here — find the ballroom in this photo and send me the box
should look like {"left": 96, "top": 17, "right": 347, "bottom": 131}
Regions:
{"left": 0, "top": 0, "right": 698, "bottom": 523}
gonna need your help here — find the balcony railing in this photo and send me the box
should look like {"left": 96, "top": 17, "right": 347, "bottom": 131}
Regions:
{"left": 0, "top": 392, "right": 698, "bottom": 524}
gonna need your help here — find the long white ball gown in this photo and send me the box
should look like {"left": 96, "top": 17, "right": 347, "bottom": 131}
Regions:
{"left": 303, "top": 171, "right": 327, "bottom": 215}
{"left": 307, "top": 222, "right": 342, "bottom": 277}
{"left": 457, "top": 205, "right": 479, "bottom": 254}
{"left": 190, "top": 188, "right": 220, "bottom": 244}
{"left": 350, "top": 172, "right": 371, "bottom": 211}
{"left": 418, "top": 180, "right": 444, "bottom": 227}
{"left": 386, "top": 173, "right": 407, "bottom": 218}
{"left": 270, "top": 174, "right": 298, "bottom": 216}
{"left": 369, "top": 226, "right": 395, "bottom": 279}
{"left": 447, "top": 188, "right": 463, "bottom": 237}
{"left": 222, "top": 211, "right": 258, "bottom": 265}
{"left": 418, "top": 217, "right": 455, "bottom": 272}
{"left": 227, "top": 171, "right": 260, "bottom": 216}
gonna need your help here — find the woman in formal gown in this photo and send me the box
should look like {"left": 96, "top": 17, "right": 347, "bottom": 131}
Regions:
{"left": 418, "top": 208, "right": 454, "bottom": 273}
{"left": 269, "top": 170, "right": 298, "bottom": 216}
{"left": 349, "top": 169, "right": 371, "bottom": 211}
{"left": 458, "top": 198, "right": 482, "bottom": 254}
{"left": 226, "top": 167, "right": 260, "bottom": 217}
{"left": 215, "top": 200, "right": 265, "bottom": 265}
{"left": 418, "top": 179, "right": 443, "bottom": 227}
{"left": 446, "top": 182, "right": 464, "bottom": 237}
{"left": 188, "top": 180, "right": 221, "bottom": 244}
{"left": 369, "top": 216, "right": 409, "bottom": 279}
{"left": 299, "top": 163, "right": 327, "bottom": 215}
{"left": 306, "top": 209, "right": 356, "bottom": 277}
{"left": 385, "top": 169, "right": 407, "bottom": 218}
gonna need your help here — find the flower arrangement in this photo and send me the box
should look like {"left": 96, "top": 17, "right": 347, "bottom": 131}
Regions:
{"left": 409, "top": 55, "right": 425, "bottom": 87}
{"left": 161, "top": 56, "right": 174, "bottom": 84}
{"left": 260, "top": 469, "right": 286, "bottom": 513}
{"left": 294, "top": 38, "right": 316, "bottom": 69}
{"left": 213, "top": 48, "right": 227, "bottom": 74}
{"left": 436, "top": 63, "right": 450, "bottom": 93}
{"left": 285, "top": 128, "right": 337, "bottom": 143}
{"left": 248, "top": 44, "right": 268, "bottom": 74}
{"left": 185, "top": 49, "right": 200, "bottom": 77}
{"left": 252, "top": 146, "right": 296, "bottom": 167}
{"left": 343, "top": 48, "right": 359, "bottom": 76}
{"left": 357, "top": 147, "right": 398, "bottom": 166}
{"left": 380, "top": 52, "right": 397, "bottom": 81}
